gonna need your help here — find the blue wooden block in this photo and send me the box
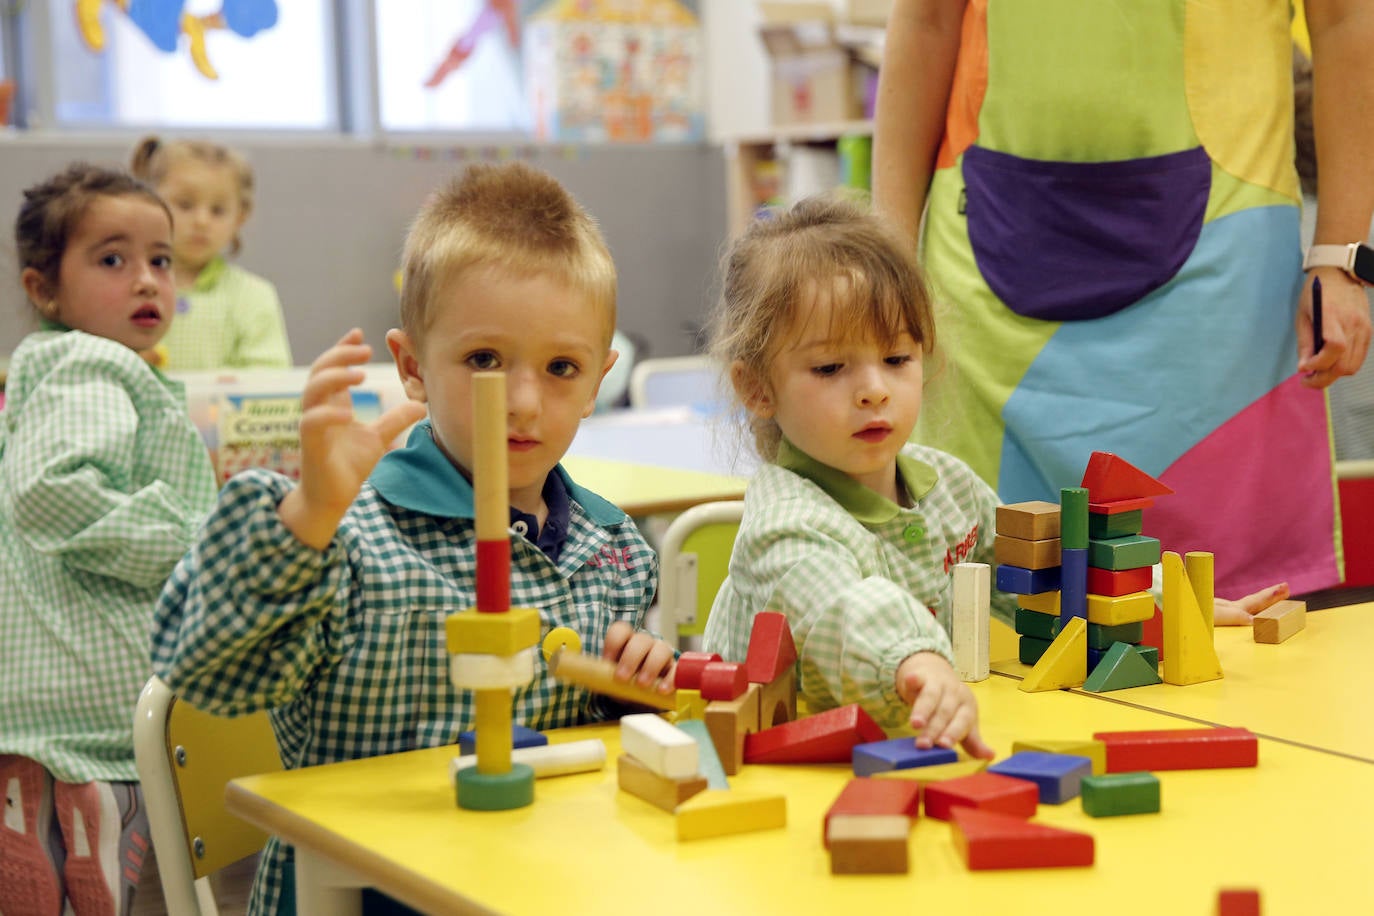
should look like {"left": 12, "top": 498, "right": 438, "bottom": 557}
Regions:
{"left": 989, "top": 751, "right": 1093, "bottom": 804}
{"left": 457, "top": 724, "right": 548, "bottom": 756}
{"left": 1059, "top": 547, "right": 1088, "bottom": 629}
{"left": 852, "top": 737, "right": 958, "bottom": 777}
{"left": 996, "top": 563, "right": 1062, "bottom": 595}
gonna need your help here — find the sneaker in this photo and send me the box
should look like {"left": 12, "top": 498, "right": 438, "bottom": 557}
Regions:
{"left": 53, "top": 781, "right": 146, "bottom": 916}
{"left": 0, "top": 755, "right": 65, "bottom": 916}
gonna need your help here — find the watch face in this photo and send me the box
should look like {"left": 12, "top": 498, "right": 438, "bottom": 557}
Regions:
{"left": 1354, "top": 244, "right": 1374, "bottom": 284}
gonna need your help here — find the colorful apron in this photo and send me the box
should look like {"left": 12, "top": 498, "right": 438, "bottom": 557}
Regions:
{"left": 916, "top": 0, "right": 1341, "bottom": 596}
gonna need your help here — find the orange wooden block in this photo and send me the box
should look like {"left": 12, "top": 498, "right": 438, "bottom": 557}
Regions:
{"left": 828, "top": 815, "right": 910, "bottom": 874}
{"left": 745, "top": 611, "right": 798, "bottom": 684}
{"left": 996, "top": 501, "right": 1061, "bottom": 540}
{"left": 994, "top": 534, "right": 1062, "bottom": 570}
{"left": 616, "top": 755, "right": 707, "bottom": 813}
{"left": 950, "top": 807, "right": 1094, "bottom": 870}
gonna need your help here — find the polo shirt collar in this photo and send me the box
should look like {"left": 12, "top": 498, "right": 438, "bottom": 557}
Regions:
{"left": 189, "top": 256, "right": 227, "bottom": 291}
{"left": 369, "top": 421, "right": 627, "bottom": 527}
{"left": 776, "top": 437, "right": 938, "bottom": 524}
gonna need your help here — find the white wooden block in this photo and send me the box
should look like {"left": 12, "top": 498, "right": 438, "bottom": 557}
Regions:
{"left": 620, "top": 713, "right": 699, "bottom": 779}
{"left": 450, "top": 739, "right": 607, "bottom": 780}
{"left": 449, "top": 648, "right": 535, "bottom": 690}
{"left": 952, "top": 562, "right": 990, "bottom": 682}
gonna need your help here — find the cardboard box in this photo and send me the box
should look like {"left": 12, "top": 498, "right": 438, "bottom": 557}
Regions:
{"left": 759, "top": 6, "right": 869, "bottom": 126}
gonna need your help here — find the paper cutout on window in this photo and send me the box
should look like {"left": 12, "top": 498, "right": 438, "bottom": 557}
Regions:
{"left": 424, "top": 0, "right": 521, "bottom": 89}
{"left": 76, "top": 0, "right": 279, "bottom": 80}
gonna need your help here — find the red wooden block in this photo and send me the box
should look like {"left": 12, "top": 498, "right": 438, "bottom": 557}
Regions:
{"left": 822, "top": 778, "right": 921, "bottom": 847}
{"left": 1088, "top": 496, "right": 1156, "bottom": 514}
{"left": 1140, "top": 602, "right": 1164, "bottom": 661}
{"left": 1080, "top": 451, "right": 1173, "bottom": 503}
{"left": 1092, "top": 727, "right": 1257, "bottom": 772}
{"left": 1086, "top": 565, "right": 1153, "bottom": 597}
{"left": 674, "top": 651, "right": 722, "bottom": 691}
{"left": 923, "top": 772, "right": 1039, "bottom": 822}
{"left": 744, "top": 611, "right": 797, "bottom": 684}
{"left": 1217, "top": 888, "right": 1262, "bottom": 916}
{"left": 699, "top": 661, "right": 749, "bottom": 701}
{"left": 950, "top": 808, "right": 1094, "bottom": 870}
{"left": 743, "top": 705, "right": 886, "bottom": 765}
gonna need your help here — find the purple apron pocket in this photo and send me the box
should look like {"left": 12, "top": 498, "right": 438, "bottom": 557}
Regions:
{"left": 962, "top": 146, "right": 1210, "bottom": 322}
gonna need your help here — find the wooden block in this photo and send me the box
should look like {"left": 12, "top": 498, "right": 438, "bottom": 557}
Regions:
{"left": 744, "top": 611, "right": 797, "bottom": 684}
{"left": 743, "top": 704, "right": 886, "bottom": 765}
{"left": 1185, "top": 551, "right": 1215, "bottom": 633}
{"left": 1019, "top": 616, "right": 1086, "bottom": 693}
{"left": 1086, "top": 590, "right": 1156, "bottom": 626}
{"left": 1017, "top": 591, "right": 1061, "bottom": 615}
{"left": 670, "top": 688, "right": 708, "bottom": 723}
{"left": 704, "top": 682, "right": 760, "bottom": 776}
{"left": 851, "top": 738, "right": 957, "bottom": 777}
{"left": 699, "top": 661, "right": 749, "bottom": 701}
{"left": 1058, "top": 547, "right": 1088, "bottom": 627}
{"left": 620, "top": 713, "right": 698, "bottom": 779}
{"left": 823, "top": 778, "right": 921, "bottom": 846}
{"left": 1015, "top": 606, "right": 1059, "bottom": 640}
{"left": 1086, "top": 620, "right": 1144, "bottom": 650}
{"left": 448, "top": 648, "right": 536, "bottom": 690}
{"left": 951, "top": 562, "right": 990, "bottom": 681}
{"left": 1087, "top": 565, "right": 1153, "bottom": 597}
{"left": 548, "top": 650, "right": 676, "bottom": 710}
{"left": 828, "top": 815, "right": 910, "bottom": 874}
{"left": 1253, "top": 599, "right": 1307, "bottom": 644}
{"left": 1019, "top": 635, "right": 1051, "bottom": 666}
{"left": 870, "top": 758, "right": 990, "bottom": 783}
{"left": 757, "top": 667, "right": 797, "bottom": 728}
{"left": 950, "top": 807, "right": 1094, "bottom": 870}
{"left": 996, "top": 563, "right": 1061, "bottom": 596}
{"left": 989, "top": 751, "right": 1093, "bottom": 804}
{"left": 1059, "top": 486, "right": 1089, "bottom": 551}
{"left": 1088, "top": 509, "right": 1143, "bottom": 539}
{"left": 1080, "top": 772, "right": 1160, "bottom": 817}
{"left": 675, "top": 789, "right": 786, "bottom": 841}
{"left": 675, "top": 719, "right": 729, "bottom": 789}
{"left": 445, "top": 607, "right": 541, "bottom": 655}
{"left": 1217, "top": 889, "right": 1262, "bottom": 916}
{"left": 449, "top": 738, "right": 606, "bottom": 781}
{"left": 457, "top": 724, "right": 546, "bottom": 756}
{"left": 1080, "top": 451, "right": 1173, "bottom": 503}
{"left": 922, "top": 772, "right": 1039, "bottom": 821}
{"left": 616, "top": 754, "right": 707, "bottom": 812}
{"left": 1012, "top": 739, "right": 1106, "bottom": 775}
{"left": 1082, "top": 642, "right": 1161, "bottom": 692}
{"left": 1089, "top": 496, "right": 1155, "bottom": 514}
{"left": 673, "top": 651, "right": 723, "bottom": 691}
{"left": 993, "top": 534, "right": 1062, "bottom": 569}
{"left": 1161, "top": 552, "right": 1223, "bottom": 685}
{"left": 995, "top": 501, "right": 1061, "bottom": 540}
{"left": 1092, "top": 727, "right": 1258, "bottom": 772}
{"left": 1087, "top": 534, "right": 1161, "bottom": 570}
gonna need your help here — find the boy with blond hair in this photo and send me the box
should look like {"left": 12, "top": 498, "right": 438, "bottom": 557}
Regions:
{"left": 153, "top": 163, "right": 675, "bottom": 915}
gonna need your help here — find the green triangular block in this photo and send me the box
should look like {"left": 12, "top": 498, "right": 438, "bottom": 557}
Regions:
{"left": 1082, "top": 641, "right": 1162, "bottom": 692}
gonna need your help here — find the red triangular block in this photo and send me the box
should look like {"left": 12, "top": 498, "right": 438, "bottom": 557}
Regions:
{"left": 950, "top": 808, "right": 1094, "bottom": 870}
{"left": 743, "top": 704, "right": 886, "bottom": 764}
{"left": 1081, "top": 451, "right": 1174, "bottom": 503}
{"left": 745, "top": 610, "right": 798, "bottom": 684}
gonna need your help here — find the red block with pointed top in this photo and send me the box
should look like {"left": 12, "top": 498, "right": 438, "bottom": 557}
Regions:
{"left": 744, "top": 611, "right": 798, "bottom": 684}
{"left": 743, "top": 704, "right": 886, "bottom": 765}
{"left": 1080, "top": 451, "right": 1174, "bottom": 504}
{"left": 950, "top": 808, "right": 1094, "bottom": 870}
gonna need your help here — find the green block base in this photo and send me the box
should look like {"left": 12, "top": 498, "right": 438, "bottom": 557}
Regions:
{"left": 455, "top": 762, "right": 536, "bottom": 811}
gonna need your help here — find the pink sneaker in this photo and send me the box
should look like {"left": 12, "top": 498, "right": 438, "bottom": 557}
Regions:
{"left": 54, "top": 781, "right": 145, "bottom": 916}
{"left": 0, "top": 755, "right": 64, "bottom": 916}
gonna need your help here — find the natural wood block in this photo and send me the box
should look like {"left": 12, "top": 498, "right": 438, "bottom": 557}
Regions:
{"left": 1253, "top": 599, "right": 1307, "bottom": 644}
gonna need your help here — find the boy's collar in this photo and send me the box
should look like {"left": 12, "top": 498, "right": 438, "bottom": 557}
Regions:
{"left": 189, "top": 256, "right": 228, "bottom": 291}
{"left": 369, "top": 420, "right": 626, "bottom": 525}
{"left": 776, "top": 437, "right": 938, "bottom": 523}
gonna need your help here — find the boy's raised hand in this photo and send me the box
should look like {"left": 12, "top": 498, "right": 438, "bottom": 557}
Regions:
{"left": 602, "top": 620, "right": 677, "bottom": 694}
{"left": 279, "top": 329, "right": 428, "bottom": 550}
{"left": 897, "top": 651, "right": 995, "bottom": 760}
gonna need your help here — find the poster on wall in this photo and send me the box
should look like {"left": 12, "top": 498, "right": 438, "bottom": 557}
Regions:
{"left": 74, "top": 0, "right": 280, "bottom": 79}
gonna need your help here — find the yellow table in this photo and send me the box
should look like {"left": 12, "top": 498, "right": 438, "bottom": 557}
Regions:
{"left": 993, "top": 601, "right": 1374, "bottom": 763}
{"left": 561, "top": 456, "right": 745, "bottom": 517}
{"left": 227, "top": 673, "right": 1374, "bottom": 915}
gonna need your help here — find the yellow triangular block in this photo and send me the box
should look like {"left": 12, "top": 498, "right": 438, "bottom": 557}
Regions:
{"left": 1162, "top": 552, "right": 1223, "bottom": 685}
{"left": 1018, "top": 616, "right": 1087, "bottom": 692}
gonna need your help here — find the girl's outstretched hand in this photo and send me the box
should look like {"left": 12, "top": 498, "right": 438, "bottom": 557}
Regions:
{"left": 1213, "top": 582, "right": 1291, "bottom": 626}
{"left": 898, "top": 651, "right": 995, "bottom": 760}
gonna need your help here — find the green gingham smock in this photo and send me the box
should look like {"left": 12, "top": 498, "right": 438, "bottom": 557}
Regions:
{"left": 0, "top": 328, "right": 217, "bottom": 782}
{"left": 702, "top": 439, "right": 1016, "bottom": 730}
{"left": 161, "top": 256, "right": 292, "bottom": 370}
{"left": 152, "top": 421, "right": 658, "bottom": 916}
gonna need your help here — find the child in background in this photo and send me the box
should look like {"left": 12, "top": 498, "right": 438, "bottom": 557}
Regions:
{"left": 152, "top": 162, "right": 675, "bottom": 916}
{"left": 700, "top": 195, "right": 1014, "bottom": 758}
{"left": 0, "top": 164, "right": 218, "bottom": 915}
{"left": 130, "top": 135, "right": 292, "bottom": 370}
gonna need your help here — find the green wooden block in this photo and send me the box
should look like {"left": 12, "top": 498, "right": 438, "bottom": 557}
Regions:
{"left": 1019, "top": 635, "right": 1052, "bottom": 666}
{"left": 1088, "top": 509, "right": 1143, "bottom": 539}
{"left": 1059, "top": 487, "right": 1089, "bottom": 550}
{"left": 1087, "top": 620, "right": 1144, "bottom": 650}
{"left": 1083, "top": 642, "right": 1162, "bottom": 692}
{"left": 1016, "top": 606, "right": 1059, "bottom": 640}
{"left": 1134, "top": 645, "right": 1159, "bottom": 669}
{"left": 1081, "top": 771, "right": 1160, "bottom": 817}
{"left": 1087, "top": 534, "right": 1161, "bottom": 570}
{"left": 455, "top": 762, "right": 536, "bottom": 810}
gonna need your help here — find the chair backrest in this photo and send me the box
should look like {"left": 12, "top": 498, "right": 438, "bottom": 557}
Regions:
{"left": 134, "top": 676, "right": 283, "bottom": 916}
{"left": 629, "top": 355, "right": 721, "bottom": 410}
{"left": 656, "top": 500, "right": 745, "bottom": 648}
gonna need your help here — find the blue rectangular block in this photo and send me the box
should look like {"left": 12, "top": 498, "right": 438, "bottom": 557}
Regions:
{"left": 1059, "top": 547, "right": 1088, "bottom": 629}
{"left": 989, "top": 751, "right": 1093, "bottom": 804}
{"left": 852, "top": 737, "right": 958, "bottom": 777}
{"left": 996, "top": 563, "right": 1062, "bottom": 595}
{"left": 457, "top": 724, "right": 548, "bottom": 756}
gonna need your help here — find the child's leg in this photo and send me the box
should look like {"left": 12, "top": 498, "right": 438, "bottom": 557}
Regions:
{"left": 0, "top": 754, "right": 65, "bottom": 915}
{"left": 53, "top": 780, "right": 148, "bottom": 916}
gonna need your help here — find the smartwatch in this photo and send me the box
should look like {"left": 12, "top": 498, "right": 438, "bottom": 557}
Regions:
{"left": 1302, "top": 243, "right": 1374, "bottom": 286}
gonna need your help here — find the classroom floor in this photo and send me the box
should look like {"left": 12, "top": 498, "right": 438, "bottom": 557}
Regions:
{"left": 132, "top": 849, "right": 256, "bottom": 916}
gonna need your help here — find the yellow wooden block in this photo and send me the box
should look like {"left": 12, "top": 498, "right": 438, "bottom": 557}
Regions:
{"left": 870, "top": 757, "right": 990, "bottom": 783}
{"left": 1017, "top": 591, "right": 1061, "bottom": 615}
{"left": 1162, "top": 552, "right": 1223, "bottom": 685}
{"left": 446, "top": 607, "right": 541, "bottom": 655}
{"left": 1019, "top": 616, "right": 1086, "bottom": 692}
{"left": 1086, "top": 590, "right": 1155, "bottom": 626}
{"left": 669, "top": 688, "right": 709, "bottom": 723}
{"left": 1185, "top": 551, "right": 1215, "bottom": 633}
{"left": 996, "top": 501, "right": 1061, "bottom": 540}
{"left": 1254, "top": 599, "right": 1307, "bottom": 645}
{"left": 1012, "top": 738, "right": 1107, "bottom": 775}
{"left": 675, "top": 789, "right": 786, "bottom": 841}
{"left": 994, "top": 534, "right": 1062, "bottom": 570}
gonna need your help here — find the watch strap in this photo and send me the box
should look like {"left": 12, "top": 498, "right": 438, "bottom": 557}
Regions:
{"left": 1304, "top": 243, "right": 1368, "bottom": 279}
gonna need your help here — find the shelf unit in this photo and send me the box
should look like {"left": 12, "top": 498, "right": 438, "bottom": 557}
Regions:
{"left": 721, "top": 118, "right": 873, "bottom": 237}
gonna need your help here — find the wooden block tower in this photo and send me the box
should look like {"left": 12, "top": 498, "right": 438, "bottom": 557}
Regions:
{"left": 446, "top": 372, "right": 540, "bottom": 810}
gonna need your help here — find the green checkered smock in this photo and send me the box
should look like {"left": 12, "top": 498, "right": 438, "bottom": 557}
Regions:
{"left": 162, "top": 257, "right": 292, "bottom": 370}
{"left": 152, "top": 422, "right": 658, "bottom": 916}
{"left": 702, "top": 440, "right": 1016, "bottom": 730}
{"left": 0, "top": 329, "right": 217, "bottom": 782}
